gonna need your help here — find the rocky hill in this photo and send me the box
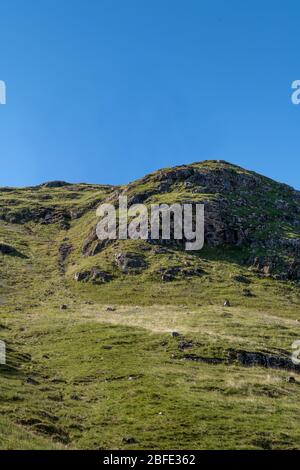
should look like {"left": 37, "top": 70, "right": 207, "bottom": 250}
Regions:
{"left": 0, "top": 160, "right": 300, "bottom": 450}
{"left": 81, "top": 160, "right": 300, "bottom": 280}
{"left": 2, "top": 159, "right": 299, "bottom": 284}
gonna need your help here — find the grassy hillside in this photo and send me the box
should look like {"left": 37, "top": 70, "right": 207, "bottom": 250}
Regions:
{"left": 0, "top": 161, "right": 300, "bottom": 449}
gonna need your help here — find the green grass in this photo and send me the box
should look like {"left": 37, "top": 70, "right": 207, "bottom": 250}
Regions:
{"left": 0, "top": 417, "right": 61, "bottom": 450}
{"left": 1, "top": 308, "right": 300, "bottom": 449}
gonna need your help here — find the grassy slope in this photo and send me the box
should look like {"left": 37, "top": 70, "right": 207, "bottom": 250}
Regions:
{"left": 0, "top": 161, "right": 300, "bottom": 449}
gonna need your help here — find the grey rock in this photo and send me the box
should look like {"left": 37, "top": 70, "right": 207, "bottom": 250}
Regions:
{"left": 74, "top": 268, "right": 112, "bottom": 284}
{"left": 171, "top": 331, "right": 180, "bottom": 338}
{"left": 41, "top": 181, "right": 70, "bottom": 188}
{"left": 115, "top": 252, "right": 147, "bottom": 273}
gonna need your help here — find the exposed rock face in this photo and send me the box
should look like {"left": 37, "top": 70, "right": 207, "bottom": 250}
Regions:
{"left": 233, "top": 275, "right": 250, "bottom": 284}
{"left": 0, "top": 206, "right": 72, "bottom": 226}
{"left": 161, "top": 273, "right": 174, "bottom": 282}
{"left": 74, "top": 268, "right": 112, "bottom": 284}
{"left": 82, "top": 226, "right": 108, "bottom": 256}
{"left": 0, "top": 182, "right": 114, "bottom": 226}
{"left": 58, "top": 243, "right": 73, "bottom": 274}
{"left": 248, "top": 256, "right": 300, "bottom": 281}
{"left": 58, "top": 244, "right": 73, "bottom": 263}
{"left": 90, "top": 268, "right": 112, "bottom": 283}
{"left": 203, "top": 199, "right": 246, "bottom": 246}
{"left": 80, "top": 198, "right": 244, "bottom": 253}
{"left": 115, "top": 252, "right": 147, "bottom": 273}
{"left": 41, "top": 181, "right": 71, "bottom": 188}
{"left": 183, "top": 349, "right": 300, "bottom": 374}
{"left": 74, "top": 271, "right": 90, "bottom": 282}
{"left": 230, "top": 350, "right": 300, "bottom": 373}
{"left": 127, "top": 161, "right": 262, "bottom": 195}
{"left": 242, "top": 288, "right": 254, "bottom": 297}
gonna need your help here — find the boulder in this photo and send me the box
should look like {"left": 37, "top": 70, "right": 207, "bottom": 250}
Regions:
{"left": 74, "top": 268, "right": 112, "bottom": 284}
{"left": 115, "top": 252, "right": 147, "bottom": 273}
{"left": 58, "top": 243, "right": 73, "bottom": 263}
{"left": 242, "top": 288, "right": 254, "bottom": 297}
{"left": 233, "top": 275, "right": 250, "bottom": 284}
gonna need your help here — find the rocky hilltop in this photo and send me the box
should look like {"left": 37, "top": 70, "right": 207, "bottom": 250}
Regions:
{"left": 69, "top": 161, "right": 300, "bottom": 282}
{"left": 1, "top": 160, "right": 299, "bottom": 283}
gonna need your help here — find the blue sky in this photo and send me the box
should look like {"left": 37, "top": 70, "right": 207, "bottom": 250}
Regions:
{"left": 0, "top": 0, "right": 299, "bottom": 188}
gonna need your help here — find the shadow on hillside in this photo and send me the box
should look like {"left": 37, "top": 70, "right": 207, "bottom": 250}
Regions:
{"left": 0, "top": 243, "right": 29, "bottom": 259}
{"left": 158, "top": 241, "right": 250, "bottom": 268}
{"left": 0, "top": 342, "right": 30, "bottom": 379}
{"left": 195, "top": 245, "right": 250, "bottom": 266}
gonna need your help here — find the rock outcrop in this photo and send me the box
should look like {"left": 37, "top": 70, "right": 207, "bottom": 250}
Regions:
{"left": 115, "top": 252, "right": 147, "bottom": 273}
{"left": 74, "top": 268, "right": 112, "bottom": 284}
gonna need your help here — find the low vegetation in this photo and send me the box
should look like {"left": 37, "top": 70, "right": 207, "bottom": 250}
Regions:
{"left": 0, "top": 161, "right": 299, "bottom": 449}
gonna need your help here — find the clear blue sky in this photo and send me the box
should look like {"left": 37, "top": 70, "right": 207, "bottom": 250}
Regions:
{"left": 0, "top": 0, "right": 299, "bottom": 188}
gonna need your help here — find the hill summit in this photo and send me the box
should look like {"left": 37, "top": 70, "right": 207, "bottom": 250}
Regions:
{"left": 80, "top": 160, "right": 300, "bottom": 282}
{"left": 1, "top": 160, "right": 300, "bottom": 284}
